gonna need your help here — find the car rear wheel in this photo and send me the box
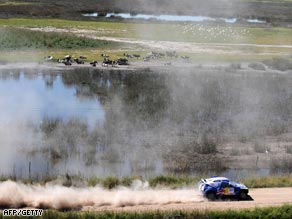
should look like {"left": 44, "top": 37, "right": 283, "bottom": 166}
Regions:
{"left": 239, "top": 190, "right": 248, "bottom": 200}
{"left": 206, "top": 191, "right": 216, "bottom": 201}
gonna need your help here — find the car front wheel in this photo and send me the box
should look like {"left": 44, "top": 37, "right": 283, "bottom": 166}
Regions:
{"left": 238, "top": 190, "right": 248, "bottom": 200}
{"left": 206, "top": 191, "right": 216, "bottom": 201}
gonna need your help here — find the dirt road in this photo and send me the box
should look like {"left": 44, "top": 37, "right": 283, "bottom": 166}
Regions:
{"left": 0, "top": 181, "right": 291, "bottom": 212}
{"left": 83, "top": 187, "right": 292, "bottom": 212}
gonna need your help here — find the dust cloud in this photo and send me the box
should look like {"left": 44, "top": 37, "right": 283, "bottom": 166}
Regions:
{"left": 0, "top": 180, "right": 202, "bottom": 210}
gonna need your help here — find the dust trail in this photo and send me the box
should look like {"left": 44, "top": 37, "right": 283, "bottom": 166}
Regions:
{"left": 0, "top": 180, "right": 203, "bottom": 210}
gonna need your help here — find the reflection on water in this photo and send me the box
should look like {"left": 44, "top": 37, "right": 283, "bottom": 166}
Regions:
{"left": 83, "top": 12, "right": 265, "bottom": 24}
{"left": 0, "top": 67, "right": 291, "bottom": 179}
{"left": 246, "top": 19, "right": 266, "bottom": 24}
{"left": 0, "top": 72, "right": 105, "bottom": 127}
{"left": 106, "top": 13, "right": 217, "bottom": 22}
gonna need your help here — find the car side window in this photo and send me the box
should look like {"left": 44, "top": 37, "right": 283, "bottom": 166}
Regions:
{"left": 221, "top": 181, "right": 229, "bottom": 188}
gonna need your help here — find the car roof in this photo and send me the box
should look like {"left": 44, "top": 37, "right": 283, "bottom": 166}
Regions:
{"left": 206, "top": 177, "right": 230, "bottom": 182}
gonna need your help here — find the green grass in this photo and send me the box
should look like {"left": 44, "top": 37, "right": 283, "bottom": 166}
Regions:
{"left": 148, "top": 175, "right": 292, "bottom": 189}
{"left": 0, "top": 27, "right": 135, "bottom": 62}
{"left": 149, "top": 175, "right": 198, "bottom": 188}
{"left": 0, "top": 28, "right": 123, "bottom": 49}
{"left": 0, "top": 1, "right": 34, "bottom": 6}
{"left": 1, "top": 205, "right": 292, "bottom": 219}
{"left": 0, "top": 18, "right": 291, "bottom": 45}
{"left": 0, "top": 18, "right": 291, "bottom": 62}
{"left": 2, "top": 174, "right": 292, "bottom": 189}
{"left": 240, "top": 176, "right": 292, "bottom": 188}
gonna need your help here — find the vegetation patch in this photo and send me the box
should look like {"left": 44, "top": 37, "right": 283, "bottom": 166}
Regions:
{"left": 149, "top": 175, "right": 197, "bottom": 188}
{"left": 2, "top": 175, "right": 292, "bottom": 189}
{"left": 0, "top": 28, "right": 122, "bottom": 49}
{"left": 1, "top": 205, "right": 292, "bottom": 219}
{"left": 242, "top": 175, "right": 292, "bottom": 188}
{"left": 263, "top": 58, "right": 292, "bottom": 71}
{"left": 270, "top": 157, "right": 292, "bottom": 174}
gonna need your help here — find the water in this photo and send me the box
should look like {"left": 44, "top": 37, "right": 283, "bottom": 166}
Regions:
{"left": 106, "top": 13, "right": 217, "bottom": 22}
{"left": 246, "top": 19, "right": 266, "bottom": 24}
{"left": 83, "top": 12, "right": 265, "bottom": 24}
{"left": 0, "top": 72, "right": 105, "bottom": 127}
{"left": 0, "top": 67, "right": 290, "bottom": 179}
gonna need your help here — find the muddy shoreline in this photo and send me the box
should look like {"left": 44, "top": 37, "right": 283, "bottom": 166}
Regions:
{"left": 0, "top": 60, "right": 290, "bottom": 75}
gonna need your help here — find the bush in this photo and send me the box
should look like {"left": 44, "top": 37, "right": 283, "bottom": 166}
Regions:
{"left": 286, "top": 146, "right": 292, "bottom": 154}
{"left": 230, "top": 147, "right": 240, "bottom": 156}
{"left": 242, "top": 175, "right": 292, "bottom": 188}
{"left": 87, "top": 177, "right": 101, "bottom": 187}
{"left": 120, "top": 176, "right": 140, "bottom": 187}
{"left": 226, "top": 62, "right": 242, "bottom": 72}
{"left": 102, "top": 176, "right": 120, "bottom": 189}
{"left": 270, "top": 157, "right": 292, "bottom": 174}
{"left": 149, "top": 175, "right": 196, "bottom": 187}
{"left": 199, "top": 134, "right": 217, "bottom": 154}
{"left": 248, "top": 62, "right": 266, "bottom": 71}
{"left": 263, "top": 58, "right": 292, "bottom": 71}
{"left": 254, "top": 140, "right": 269, "bottom": 153}
{"left": 40, "top": 117, "right": 61, "bottom": 135}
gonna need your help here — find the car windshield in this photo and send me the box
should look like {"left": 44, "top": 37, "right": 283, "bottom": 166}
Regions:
{"left": 229, "top": 182, "right": 237, "bottom": 187}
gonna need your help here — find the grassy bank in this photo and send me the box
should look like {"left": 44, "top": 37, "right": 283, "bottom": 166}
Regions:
{"left": 242, "top": 175, "right": 292, "bottom": 188}
{"left": 0, "top": 28, "right": 123, "bottom": 49}
{"left": 0, "top": 27, "right": 134, "bottom": 62}
{"left": 0, "top": 18, "right": 291, "bottom": 45}
{"left": 1, "top": 175, "right": 292, "bottom": 189}
{"left": 87, "top": 175, "right": 292, "bottom": 189}
{"left": 0, "top": 18, "right": 291, "bottom": 62}
{"left": 1, "top": 204, "right": 292, "bottom": 219}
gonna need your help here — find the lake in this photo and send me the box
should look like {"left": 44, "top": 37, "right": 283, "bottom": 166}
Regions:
{"left": 0, "top": 66, "right": 290, "bottom": 180}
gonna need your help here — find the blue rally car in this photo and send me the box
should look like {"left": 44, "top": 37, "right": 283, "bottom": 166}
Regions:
{"left": 199, "top": 176, "right": 249, "bottom": 200}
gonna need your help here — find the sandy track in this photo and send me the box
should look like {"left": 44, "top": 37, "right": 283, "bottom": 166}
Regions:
{"left": 83, "top": 187, "right": 292, "bottom": 212}
{"left": 0, "top": 181, "right": 291, "bottom": 212}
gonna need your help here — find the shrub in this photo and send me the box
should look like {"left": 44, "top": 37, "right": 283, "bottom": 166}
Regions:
{"left": 248, "top": 62, "right": 266, "bottom": 71}
{"left": 149, "top": 175, "right": 196, "bottom": 187}
{"left": 230, "top": 147, "right": 240, "bottom": 156}
{"left": 102, "top": 176, "right": 120, "bottom": 189}
{"left": 242, "top": 175, "right": 292, "bottom": 188}
{"left": 226, "top": 62, "right": 242, "bottom": 72}
{"left": 263, "top": 58, "right": 292, "bottom": 71}
{"left": 40, "top": 117, "right": 61, "bottom": 135}
{"left": 254, "top": 140, "right": 269, "bottom": 153}
{"left": 286, "top": 146, "right": 292, "bottom": 154}
{"left": 87, "top": 177, "right": 101, "bottom": 187}
{"left": 120, "top": 176, "right": 140, "bottom": 187}
{"left": 270, "top": 157, "right": 292, "bottom": 174}
{"left": 199, "top": 134, "right": 217, "bottom": 154}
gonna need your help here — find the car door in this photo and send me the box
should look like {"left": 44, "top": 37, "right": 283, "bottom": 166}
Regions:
{"left": 227, "top": 183, "right": 236, "bottom": 195}
{"left": 220, "top": 181, "right": 230, "bottom": 195}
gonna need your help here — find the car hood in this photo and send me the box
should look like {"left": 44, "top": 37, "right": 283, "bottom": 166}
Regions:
{"left": 232, "top": 182, "right": 248, "bottom": 190}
